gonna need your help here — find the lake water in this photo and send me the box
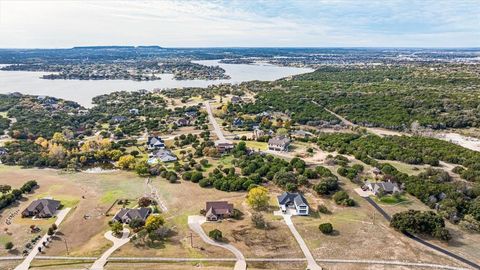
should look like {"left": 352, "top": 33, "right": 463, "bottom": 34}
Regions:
{"left": 0, "top": 60, "right": 313, "bottom": 107}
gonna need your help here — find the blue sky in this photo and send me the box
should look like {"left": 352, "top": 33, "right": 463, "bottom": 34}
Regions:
{"left": 0, "top": 0, "right": 478, "bottom": 48}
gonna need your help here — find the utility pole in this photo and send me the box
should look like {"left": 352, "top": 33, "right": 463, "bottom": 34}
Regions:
{"left": 188, "top": 232, "right": 193, "bottom": 248}
{"left": 63, "top": 237, "right": 69, "bottom": 255}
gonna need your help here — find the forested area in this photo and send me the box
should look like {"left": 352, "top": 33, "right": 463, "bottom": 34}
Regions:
{"left": 238, "top": 64, "right": 480, "bottom": 130}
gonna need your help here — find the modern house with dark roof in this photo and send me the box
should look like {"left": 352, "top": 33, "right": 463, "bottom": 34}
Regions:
{"left": 205, "top": 201, "right": 234, "bottom": 221}
{"left": 22, "top": 198, "right": 61, "bottom": 218}
{"left": 365, "top": 181, "right": 401, "bottom": 195}
{"left": 147, "top": 136, "right": 165, "bottom": 150}
{"left": 277, "top": 192, "right": 309, "bottom": 216}
{"left": 268, "top": 136, "right": 291, "bottom": 151}
{"left": 112, "top": 208, "right": 151, "bottom": 224}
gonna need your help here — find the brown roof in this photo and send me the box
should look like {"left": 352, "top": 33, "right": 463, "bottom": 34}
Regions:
{"left": 206, "top": 201, "right": 233, "bottom": 215}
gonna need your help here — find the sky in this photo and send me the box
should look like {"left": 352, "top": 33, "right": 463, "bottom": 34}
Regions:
{"left": 0, "top": 0, "right": 478, "bottom": 48}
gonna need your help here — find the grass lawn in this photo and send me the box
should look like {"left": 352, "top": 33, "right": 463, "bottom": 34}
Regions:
{"left": 0, "top": 111, "right": 8, "bottom": 117}
{"left": 373, "top": 194, "right": 409, "bottom": 205}
{"left": 245, "top": 141, "right": 268, "bottom": 151}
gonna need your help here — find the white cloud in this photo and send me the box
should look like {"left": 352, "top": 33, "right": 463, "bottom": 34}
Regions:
{"left": 0, "top": 0, "right": 478, "bottom": 48}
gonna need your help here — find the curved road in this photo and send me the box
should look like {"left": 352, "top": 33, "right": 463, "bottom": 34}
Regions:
{"left": 188, "top": 215, "right": 246, "bottom": 270}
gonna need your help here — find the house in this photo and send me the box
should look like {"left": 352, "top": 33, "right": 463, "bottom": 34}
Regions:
{"left": 22, "top": 198, "right": 61, "bottom": 218}
{"left": 147, "top": 136, "right": 165, "bottom": 150}
{"left": 233, "top": 118, "right": 243, "bottom": 127}
{"left": 205, "top": 201, "right": 234, "bottom": 221}
{"left": 0, "top": 147, "right": 7, "bottom": 156}
{"left": 214, "top": 140, "right": 235, "bottom": 154}
{"left": 268, "top": 136, "right": 290, "bottom": 151}
{"left": 176, "top": 118, "right": 190, "bottom": 127}
{"left": 277, "top": 192, "right": 309, "bottom": 216}
{"left": 129, "top": 108, "right": 139, "bottom": 115}
{"left": 112, "top": 208, "right": 151, "bottom": 224}
{"left": 111, "top": 116, "right": 127, "bottom": 123}
{"left": 231, "top": 96, "right": 242, "bottom": 105}
{"left": 185, "top": 111, "right": 198, "bottom": 118}
{"left": 148, "top": 149, "right": 177, "bottom": 164}
{"left": 252, "top": 128, "right": 265, "bottom": 140}
{"left": 365, "top": 181, "right": 401, "bottom": 195}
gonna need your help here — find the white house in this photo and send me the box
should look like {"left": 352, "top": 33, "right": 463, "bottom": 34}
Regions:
{"left": 277, "top": 192, "right": 309, "bottom": 216}
{"left": 365, "top": 181, "right": 401, "bottom": 195}
{"left": 147, "top": 136, "right": 165, "bottom": 150}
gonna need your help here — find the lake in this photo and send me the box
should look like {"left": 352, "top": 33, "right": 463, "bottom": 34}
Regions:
{"left": 0, "top": 60, "right": 313, "bottom": 107}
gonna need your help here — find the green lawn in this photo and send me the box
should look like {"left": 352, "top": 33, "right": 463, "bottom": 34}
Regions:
{"left": 245, "top": 141, "right": 268, "bottom": 151}
{"left": 374, "top": 194, "right": 409, "bottom": 205}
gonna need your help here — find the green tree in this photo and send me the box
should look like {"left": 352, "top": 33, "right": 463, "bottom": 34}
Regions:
{"left": 208, "top": 229, "right": 223, "bottom": 241}
{"left": 319, "top": 223, "right": 333, "bottom": 234}
{"left": 246, "top": 186, "right": 270, "bottom": 210}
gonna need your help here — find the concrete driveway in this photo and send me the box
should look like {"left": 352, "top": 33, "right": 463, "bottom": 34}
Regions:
{"left": 275, "top": 213, "right": 322, "bottom": 270}
{"left": 90, "top": 228, "right": 130, "bottom": 270}
{"left": 188, "top": 215, "right": 246, "bottom": 270}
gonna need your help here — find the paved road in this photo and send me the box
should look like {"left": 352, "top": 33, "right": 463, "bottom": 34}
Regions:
{"left": 205, "top": 101, "right": 228, "bottom": 142}
{"left": 2, "top": 255, "right": 470, "bottom": 269}
{"left": 90, "top": 228, "right": 130, "bottom": 270}
{"left": 14, "top": 208, "right": 71, "bottom": 270}
{"left": 279, "top": 214, "right": 322, "bottom": 270}
{"left": 363, "top": 197, "right": 480, "bottom": 270}
{"left": 188, "top": 215, "right": 246, "bottom": 270}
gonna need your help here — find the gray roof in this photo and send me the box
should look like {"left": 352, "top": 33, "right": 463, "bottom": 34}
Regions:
{"left": 23, "top": 199, "right": 60, "bottom": 217}
{"left": 374, "top": 182, "right": 398, "bottom": 192}
{"left": 152, "top": 149, "right": 177, "bottom": 162}
{"left": 268, "top": 136, "right": 290, "bottom": 146}
{"left": 113, "top": 208, "right": 151, "bottom": 223}
{"left": 277, "top": 192, "right": 308, "bottom": 206}
{"left": 148, "top": 136, "right": 165, "bottom": 147}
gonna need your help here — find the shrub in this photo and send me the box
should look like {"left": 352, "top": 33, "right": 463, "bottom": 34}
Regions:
{"left": 317, "top": 204, "right": 331, "bottom": 214}
{"left": 333, "top": 191, "right": 355, "bottom": 206}
{"left": 319, "top": 223, "right": 333, "bottom": 234}
{"left": 208, "top": 229, "right": 223, "bottom": 241}
{"left": 5, "top": 242, "right": 13, "bottom": 250}
{"left": 251, "top": 212, "right": 267, "bottom": 229}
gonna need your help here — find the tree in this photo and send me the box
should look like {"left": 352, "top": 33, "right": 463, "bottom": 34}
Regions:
{"left": 319, "top": 223, "right": 333, "bottom": 234}
{"left": 118, "top": 155, "right": 136, "bottom": 170}
{"left": 0, "top": 185, "right": 11, "bottom": 194}
{"left": 251, "top": 212, "right": 267, "bottom": 229}
{"left": 208, "top": 229, "right": 223, "bottom": 241}
{"left": 110, "top": 221, "right": 123, "bottom": 236}
{"left": 148, "top": 226, "right": 171, "bottom": 243}
{"left": 314, "top": 177, "right": 339, "bottom": 195}
{"left": 135, "top": 160, "right": 149, "bottom": 176}
{"left": 138, "top": 197, "right": 152, "bottom": 207}
{"left": 129, "top": 218, "right": 145, "bottom": 230}
{"left": 246, "top": 186, "right": 270, "bottom": 210}
{"left": 47, "top": 227, "right": 55, "bottom": 236}
{"left": 145, "top": 215, "right": 165, "bottom": 232}
{"left": 4, "top": 242, "right": 13, "bottom": 250}
{"left": 333, "top": 191, "right": 355, "bottom": 206}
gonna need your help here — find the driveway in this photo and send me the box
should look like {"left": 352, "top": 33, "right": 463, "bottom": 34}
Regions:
{"left": 90, "top": 228, "right": 130, "bottom": 270}
{"left": 14, "top": 208, "right": 71, "bottom": 270}
{"left": 276, "top": 213, "right": 322, "bottom": 270}
{"left": 187, "top": 215, "right": 246, "bottom": 270}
